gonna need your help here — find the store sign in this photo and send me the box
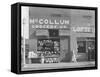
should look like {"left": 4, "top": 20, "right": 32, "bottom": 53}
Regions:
{"left": 29, "top": 18, "right": 70, "bottom": 29}
{"left": 28, "top": 51, "right": 38, "bottom": 58}
{"left": 71, "top": 26, "right": 95, "bottom": 33}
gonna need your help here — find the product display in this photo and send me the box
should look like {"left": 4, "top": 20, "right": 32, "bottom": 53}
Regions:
{"left": 37, "top": 39, "right": 60, "bottom": 63}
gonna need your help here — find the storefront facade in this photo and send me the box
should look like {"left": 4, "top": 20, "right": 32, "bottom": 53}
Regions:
{"left": 21, "top": 7, "right": 95, "bottom": 70}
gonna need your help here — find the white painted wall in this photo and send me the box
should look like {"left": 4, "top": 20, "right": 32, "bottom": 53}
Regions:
{"left": 21, "top": 6, "right": 29, "bottom": 39}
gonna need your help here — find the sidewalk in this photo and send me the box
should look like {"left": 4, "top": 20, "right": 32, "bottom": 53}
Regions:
{"left": 22, "top": 61, "right": 95, "bottom": 71}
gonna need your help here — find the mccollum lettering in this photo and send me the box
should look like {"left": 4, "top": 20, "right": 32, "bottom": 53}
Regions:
{"left": 30, "top": 18, "right": 69, "bottom": 25}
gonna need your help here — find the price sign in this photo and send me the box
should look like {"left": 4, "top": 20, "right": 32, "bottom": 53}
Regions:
{"left": 28, "top": 51, "right": 38, "bottom": 58}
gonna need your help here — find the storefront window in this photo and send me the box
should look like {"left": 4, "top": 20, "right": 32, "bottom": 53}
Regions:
{"left": 77, "top": 37, "right": 95, "bottom": 61}
{"left": 37, "top": 38, "right": 60, "bottom": 63}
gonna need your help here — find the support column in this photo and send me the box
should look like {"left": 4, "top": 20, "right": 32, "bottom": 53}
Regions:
{"left": 70, "top": 33, "right": 78, "bottom": 62}
{"left": 21, "top": 6, "right": 29, "bottom": 65}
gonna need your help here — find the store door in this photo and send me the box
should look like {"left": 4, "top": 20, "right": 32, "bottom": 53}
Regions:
{"left": 87, "top": 41, "right": 95, "bottom": 61}
{"left": 77, "top": 40, "right": 88, "bottom": 62}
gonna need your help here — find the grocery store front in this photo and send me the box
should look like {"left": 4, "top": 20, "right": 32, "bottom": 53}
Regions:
{"left": 26, "top": 17, "right": 71, "bottom": 64}
{"left": 21, "top": 7, "right": 95, "bottom": 71}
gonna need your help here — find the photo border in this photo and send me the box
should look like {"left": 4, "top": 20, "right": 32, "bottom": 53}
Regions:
{"left": 11, "top": 2, "right": 98, "bottom": 74}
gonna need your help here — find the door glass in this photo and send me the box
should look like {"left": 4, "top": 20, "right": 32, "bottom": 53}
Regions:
{"left": 77, "top": 41, "right": 86, "bottom": 53}
{"left": 87, "top": 41, "right": 95, "bottom": 61}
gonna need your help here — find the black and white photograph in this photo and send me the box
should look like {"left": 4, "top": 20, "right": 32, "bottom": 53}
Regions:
{"left": 20, "top": 5, "right": 97, "bottom": 71}
{"left": 0, "top": 0, "right": 99, "bottom": 76}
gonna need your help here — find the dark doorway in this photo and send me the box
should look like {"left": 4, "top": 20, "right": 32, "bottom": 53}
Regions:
{"left": 49, "top": 29, "right": 59, "bottom": 37}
